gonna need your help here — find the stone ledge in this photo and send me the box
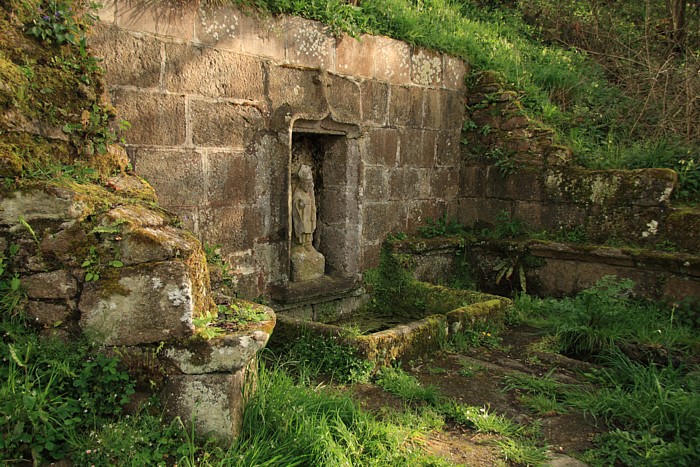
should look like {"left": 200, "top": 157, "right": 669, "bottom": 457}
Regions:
{"left": 270, "top": 275, "right": 358, "bottom": 306}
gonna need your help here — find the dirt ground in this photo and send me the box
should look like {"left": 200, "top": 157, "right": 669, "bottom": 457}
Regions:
{"left": 346, "top": 325, "right": 602, "bottom": 466}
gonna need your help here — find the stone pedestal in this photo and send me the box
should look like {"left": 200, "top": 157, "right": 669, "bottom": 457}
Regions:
{"left": 291, "top": 245, "right": 325, "bottom": 282}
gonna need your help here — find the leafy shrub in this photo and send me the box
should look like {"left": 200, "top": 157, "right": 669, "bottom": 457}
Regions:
{"left": 274, "top": 331, "right": 375, "bottom": 384}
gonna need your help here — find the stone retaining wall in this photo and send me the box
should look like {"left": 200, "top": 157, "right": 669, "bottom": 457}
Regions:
{"left": 94, "top": 1, "right": 468, "bottom": 298}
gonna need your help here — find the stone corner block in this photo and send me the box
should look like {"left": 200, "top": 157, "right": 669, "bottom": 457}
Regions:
{"left": 78, "top": 261, "right": 199, "bottom": 346}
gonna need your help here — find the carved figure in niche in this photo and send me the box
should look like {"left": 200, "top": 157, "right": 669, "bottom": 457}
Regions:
{"left": 290, "top": 164, "right": 324, "bottom": 282}
{"left": 292, "top": 165, "right": 316, "bottom": 249}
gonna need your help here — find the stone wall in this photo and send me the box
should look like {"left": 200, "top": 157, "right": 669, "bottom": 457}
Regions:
{"left": 93, "top": 1, "right": 468, "bottom": 298}
{"left": 458, "top": 71, "right": 687, "bottom": 251}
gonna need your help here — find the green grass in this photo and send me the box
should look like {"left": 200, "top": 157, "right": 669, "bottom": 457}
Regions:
{"left": 375, "top": 366, "right": 549, "bottom": 464}
{"left": 515, "top": 276, "right": 697, "bottom": 359}
{"left": 227, "top": 362, "right": 446, "bottom": 466}
{"left": 508, "top": 279, "right": 700, "bottom": 465}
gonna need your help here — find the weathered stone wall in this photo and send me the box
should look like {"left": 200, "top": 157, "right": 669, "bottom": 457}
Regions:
{"left": 390, "top": 238, "right": 700, "bottom": 302}
{"left": 93, "top": 1, "right": 468, "bottom": 298}
{"left": 458, "top": 72, "right": 685, "bottom": 251}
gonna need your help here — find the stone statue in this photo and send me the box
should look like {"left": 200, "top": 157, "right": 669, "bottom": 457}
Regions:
{"left": 292, "top": 165, "right": 316, "bottom": 249}
{"left": 290, "top": 165, "right": 324, "bottom": 282}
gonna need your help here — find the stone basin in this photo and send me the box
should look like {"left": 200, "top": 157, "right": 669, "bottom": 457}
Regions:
{"left": 161, "top": 299, "right": 275, "bottom": 444}
{"left": 273, "top": 283, "right": 510, "bottom": 368}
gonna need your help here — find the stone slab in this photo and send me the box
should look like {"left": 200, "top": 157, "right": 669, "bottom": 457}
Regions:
{"left": 111, "top": 89, "right": 186, "bottom": 146}
{"left": 195, "top": 3, "right": 285, "bottom": 61}
{"left": 285, "top": 16, "right": 335, "bottom": 70}
{"left": 131, "top": 148, "right": 205, "bottom": 207}
{"left": 336, "top": 34, "right": 374, "bottom": 78}
{"left": 116, "top": 0, "right": 195, "bottom": 41}
{"left": 411, "top": 47, "right": 442, "bottom": 86}
{"left": 373, "top": 36, "right": 410, "bottom": 84}
{"left": 79, "top": 261, "right": 197, "bottom": 346}
{"left": 191, "top": 100, "right": 264, "bottom": 148}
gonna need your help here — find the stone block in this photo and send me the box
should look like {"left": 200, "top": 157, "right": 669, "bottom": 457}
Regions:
{"left": 459, "top": 165, "right": 487, "bottom": 198}
{"left": 285, "top": 16, "right": 335, "bottom": 70}
{"left": 191, "top": 100, "right": 264, "bottom": 148}
{"left": 164, "top": 44, "right": 265, "bottom": 101}
{"left": 388, "top": 85, "right": 423, "bottom": 127}
{"left": 431, "top": 168, "right": 460, "bottom": 200}
{"left": 362, "top": 202, "right": 406, "bottom": 242}
{"left": 199, "top": 206, "right": 261, "bottom": 251}
{"left": 423, "top": 89, "right": 445, "bottom": 129}
{"left": 327, "top": 74, "right": 361, "bottom": 124}
{"left": 1, "top": 188, "right": 90, "bottom": 230}
{"left": 207, "top": 151, "right": 257, "bottom": 206}
{"left": 97, "top": 0, "right": 116, "bottom": 23}
{"left": 444, "top": 90, "right": 466, "bottom": 130}
{"left": 319, "top": 187, "right": 351, "bottom": 225}
{"left": 399, "top": 129, "right": 434, "bottom": 168}
{"left": 454, "top": 197, "right": 479, "bottom": 226}
{"left": 362, "top": 241, "right": 383, "bottom": 270}
{"left": 336, "top": 34, "right": 374, "bottom": 78}
{"left": 26, "top": 301, "right": 72, "bottom": 327}
{"left": 291, "top": 245, "right": 325, "bottom": 282}
{"left": 486, "top": 166, "right": 544, "bottom": 202}
{"left": 195, "top": 3, "right": 285, "bottom": 60}
{"left": 373, "top": 36, "right": 410, "bottom": 85}
{"left": 39, "top": 222, "right": 88, "bottom": 266}
{"left": 116, "top": 0, "right": 196, "bottom": 41}
{"left": 319, "top": 224, "right": 360, "bottom": 277}
{"left": 165, "top": 313, "right": 273, "bottom": 374}
{"left": 443, "top": 55, "right": 467, "bottom": 90}
{"left": 362, "top": 166, "right": 389, "bottom": 201}
{"left": 411, "top": 47, "right": 442, "bottom": 87}
{"left": 476, "top": 199, "right": 514, "bottom": 225}
{"left": 24, "top": 270, "right": 77, "bottom": 300}
{"left": 268, "top": 66, "right": 327, "bottom": 118}
{"left": 132, "top": 149, "right": 205, "bottom": 207}
{"left": 91, "top": 25, "right": 161, "bottom": 89}
{"left": 436, "top": 129, "right": 461, "bottom": 167}
{"left": 163, "top": 368, "right": 250, "bottom": 445}
{"left": 407, "top": 200, "right": 443, "bottom": 233}
{"left": 389, "top": 168, "right": 420, "bottom": 200}
{"left": 120, "top": 226, "right": 199, "bottom": 266}
{"left": 360, "top": 80, "right": 388, "bottom": 125}
{"left": 79, "top": 261, "right": 200, "bottom": 345}
{"left": 366, "top": 128, "right": 398, "bottom": 166}
{"left": 111, "top": 89, "right": 186, "bottom": 146}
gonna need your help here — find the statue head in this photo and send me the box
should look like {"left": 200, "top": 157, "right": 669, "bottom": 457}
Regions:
{"left": 297, "top": 165, "right": 313, "bottom": 192}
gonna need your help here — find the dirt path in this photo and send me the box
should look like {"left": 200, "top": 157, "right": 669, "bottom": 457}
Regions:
{"left": 348, "top": 325, "right": 602, "bottom": 466}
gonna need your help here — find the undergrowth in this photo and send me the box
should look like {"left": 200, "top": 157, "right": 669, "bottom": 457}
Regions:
{"left": 509, "top": 277, "right": 700, "bottom": 465}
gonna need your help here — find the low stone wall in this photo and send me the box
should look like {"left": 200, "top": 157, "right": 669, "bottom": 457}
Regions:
{"left": 94, "top": 1, "right": 469, "bottom": 297}
{"left": 458, "top": 71, "right": 687, "bottom": 252}
{"left": 391, "top": 238, "right": 700, "bottom": 302}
